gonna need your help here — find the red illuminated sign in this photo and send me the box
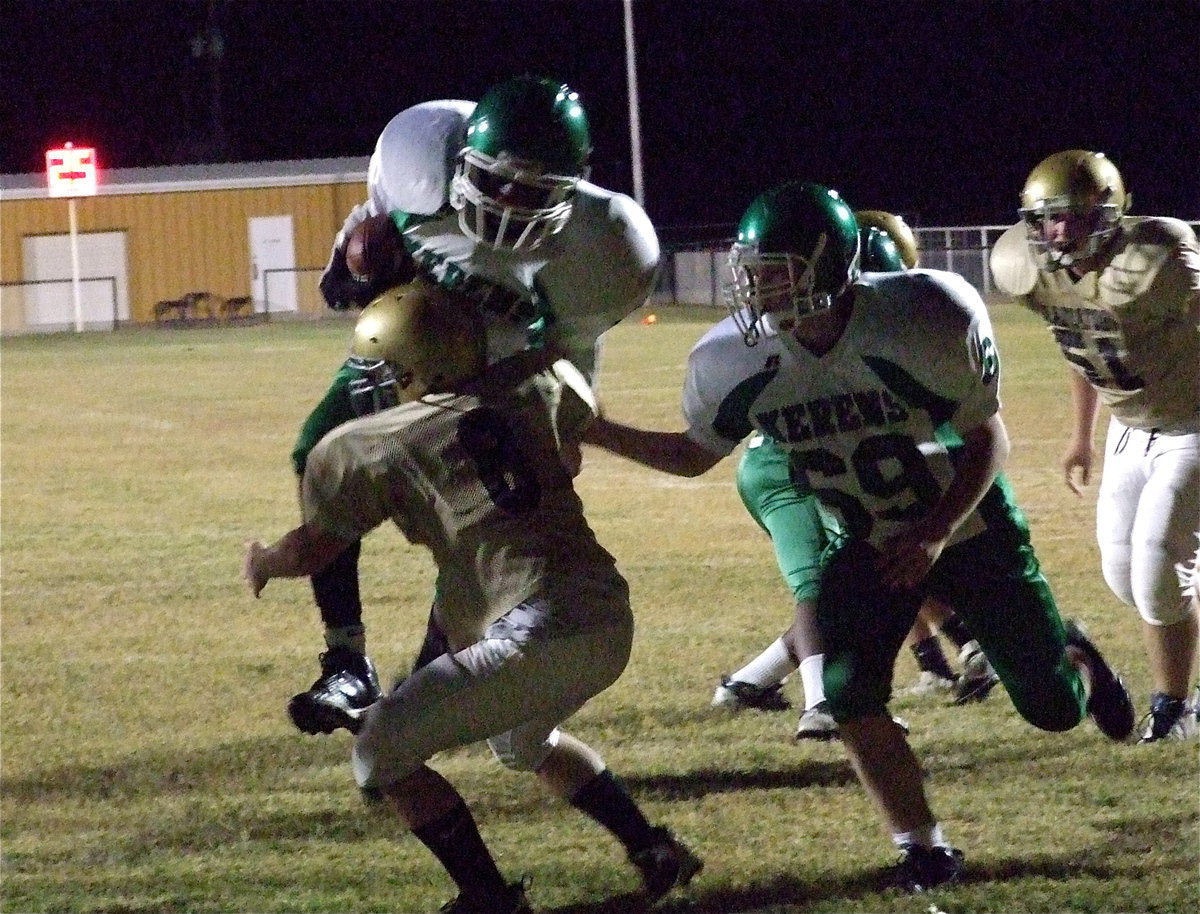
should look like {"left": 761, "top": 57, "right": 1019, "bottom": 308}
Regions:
{"left": 46, "top": 144, "right": 98, "bottom": 197}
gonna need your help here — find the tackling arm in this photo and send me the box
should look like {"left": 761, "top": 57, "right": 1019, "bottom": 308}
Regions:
{"left": 582, "top": 415, "right": 723, "bottom": 478}
{"left": 243, "top": 522, "right": 352, "bottom": 598}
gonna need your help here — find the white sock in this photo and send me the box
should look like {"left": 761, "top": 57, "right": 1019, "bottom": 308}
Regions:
{"left": 892, "top": 822, "right": 946, "bottom": 849}
{"left": 730, "top": 637, "right": 797, "bottom": 688}
{"left": 799, "top": 653, "right": 826, "bottom": 709}
{"left": 324, "top": 625, "right": 366, "bottom": 654}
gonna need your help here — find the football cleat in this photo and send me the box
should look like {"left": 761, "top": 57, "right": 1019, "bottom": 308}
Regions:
{"left": 907, "top": 670, "right": 957, "bottom": 696}
{"left": 890, "top": 843, "right": 965, "bottom": 893}
{"left": 953, "top": 642, "right": 1001, "bottom": 705}
{"left": 439, "top": 878, "right": 531, "bottom": 914}
{"left": 1063, "top": 619, "right": 1135, "bottom": 742}
{"left": 711, "top": 675, "right": 792, "bottom": 712}
{"left": 1137, "top": 692, "right": 1199, "bottom": 743}
{"left": 794, "top": 702, "right": 839, "bottom": 741}
{"left": 287, "top": 648, "right": 381, "bottom": 735}
{"left": 629, "top": 827, "right": 704, "bottom": 903}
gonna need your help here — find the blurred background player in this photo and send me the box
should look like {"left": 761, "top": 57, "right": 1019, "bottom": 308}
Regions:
{"left": 288, "top": 76, "right": 660, "bottom": 735}
{"left": 584, "top": 182, "right": 1136, "bottom": 890}
{"left": 246, "top": 282, "right": 700, "bottom": 913}
{"left": 991, "top": 149, "right": 1200, "bottom": 742}
{"left": 712, "top": 210, "right": 998, "bottom": 741}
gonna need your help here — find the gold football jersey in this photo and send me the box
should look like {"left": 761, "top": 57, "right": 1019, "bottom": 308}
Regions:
{"left": 991, "top": 217, "right": 1200, "bottom": 430}
{"left": 302, "top": 360, "right": 622, "bottom": 650}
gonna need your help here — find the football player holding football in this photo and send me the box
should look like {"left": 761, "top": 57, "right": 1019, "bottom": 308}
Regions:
{"left": 990, "top": 150, "right": 1200, "bottom": 742}
{"left": 584, "top": 182, "right": 1136, "bottom": 891}
{"left": 288, "top": 76, "right": 659, "bottom": 739}
{"left": 247, "top": 282, "right": 699, "bottom": 914}
{"left": 712, "top": 211, "right": 998, "bottom": 742}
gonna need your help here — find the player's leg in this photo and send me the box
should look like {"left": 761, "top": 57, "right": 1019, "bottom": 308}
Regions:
{"left": 472, "top": 600, "right": 702, "bottom": 902}
{"left": 905, "top": 602, "right": 958, "bottom": 695}
{"left": 713, "top": 438, "right": 822, "bottom": 716}
{"left": 287, "top": 367, "right": 381, "bottom": 734}
{"left": 906, "top": 599, "right": 999, "bottom": 703}
{"left": 530, "top": 731, "right": 703, "bottom": 902}
{"left": 381, "top": 764, "right": 529, "bottom": 914}
{"left": 354, "top": 600, "right": 633, "bottom": 911}
{"left": 932, "top": 481, "right": 1134, "bottom": 741}
{"left": 816, "top": 541, "right": 964, "bottom": 890}
{"left": 1117, "top": 429, "right": 1199, "bottom": 741}
{"left": 285, "top": 539, "right": 382, "bottom": 734}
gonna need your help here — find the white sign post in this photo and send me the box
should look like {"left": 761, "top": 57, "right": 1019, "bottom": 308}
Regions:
{"left": 45, "top": 144, "right": 98, "bottom": 332}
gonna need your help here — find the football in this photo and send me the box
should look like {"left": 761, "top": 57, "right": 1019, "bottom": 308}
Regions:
{"left": 344, "top": 213, "right": 401, "bottom": 280}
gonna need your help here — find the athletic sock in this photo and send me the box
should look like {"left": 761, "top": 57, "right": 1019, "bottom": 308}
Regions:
{"left": 910, "top": 636, "right": 956, "bottom": 681}
{"left": 324, "top": 624, "right": 366, "bottom": 654}
{"left": 412, "top": 800, "right": 508, "bottom": 902}
{"left": 938, "top": 613, "right": 974, "bottom": 651}
{"left": 569, "top": 769, "right": 657, "bottom": 854}
{"left": 892, "top": 821, "right": 946, "bottom": 849}
{"left": 799, "top": 653, "right": 827, "bottom": 709}
{"left": 730, "top": 637, "right": 798, "bottom": 688}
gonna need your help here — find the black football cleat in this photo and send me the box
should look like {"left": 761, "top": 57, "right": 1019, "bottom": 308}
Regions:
{"left": 287, "top": 648, "right": 380, "bottom": 735}
{"left": 890, "top": 843, "right": 964, "bottom": 892}
{"left": 711, "top": 675, "right": 792, "bottom": 712}
{"left": 630, "top": 827, "right": 704, "bottom": 903}
{"left": 439, "top": 879, "right": 531, "bottom": 914}
{"left": 1063, "top": 620, "right": 1135, "bottom": 742}
{"left": 953, "top": 643, "right": 1001, "bottom": 705}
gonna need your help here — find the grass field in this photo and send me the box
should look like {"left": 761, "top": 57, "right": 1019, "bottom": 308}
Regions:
{"left": 1, "top": 302, "right": 1197, "bottom": 914}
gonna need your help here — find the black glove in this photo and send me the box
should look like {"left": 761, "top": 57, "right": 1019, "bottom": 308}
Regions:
{"left": 319, "top": 226, "right": 418, "bottom": 311}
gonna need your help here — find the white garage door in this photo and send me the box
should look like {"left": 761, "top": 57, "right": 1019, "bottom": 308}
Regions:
{"left": 22, "top": 231, "right": 130, "bottom": 331}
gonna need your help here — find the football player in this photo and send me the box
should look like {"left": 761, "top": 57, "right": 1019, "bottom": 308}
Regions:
{"left": 712, "top": 211, "right": 998, "bottom": 741}
{"left": 288, "top": 76, "right": 660, "bottom": 737}
{"left": 990, "top": 150, "right": 1200, "bottom": 742}
{"left": 246, "top": 282, "right": 699, "bottom": 914}
{"left": 583, "top": 182, "right": 1136, "bottom": 891}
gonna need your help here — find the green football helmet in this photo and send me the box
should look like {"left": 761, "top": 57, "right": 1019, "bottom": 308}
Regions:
{"left": 450, "top": 75, "right": 593, "bottom": 251}
{"left": 724, "top": 182, "right": 860, "bottom": 345}
{"left": 346, "top": 280, "right": 486, "bottom": 415}
{"left": 855, "top": 210, "right": 919, "bottom": 271}
{"left": 1018, "top": 149, "right": 1128, "bottom": 271}
{"left": 858, "top": 226, "right": 906, "bottom": 273}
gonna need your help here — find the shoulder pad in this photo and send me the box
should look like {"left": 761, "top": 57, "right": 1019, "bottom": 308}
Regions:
{"left": 1120, "top": 215, "right": 1199, "bottom": 249}
{"left": 368, "top": 99, "right": 476, "bottom": 216}
{"left": 989, "top": 223, "right": 1039, "bottom": 297}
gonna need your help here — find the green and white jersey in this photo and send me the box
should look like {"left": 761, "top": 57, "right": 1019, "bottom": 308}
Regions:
{"left": 301, "top": 362, "right": 624, "bottom": 650}
{"left": 682, "top": 269, "right": 1001, "bottom": 549}
{"left": 339, "top": 99, "right": 660, "bottom": 386}
{"left": 398, "top": 184, "right": 659, "bottom": 385}
{"left": 990, "top": 217, "right": 1200, "bottom": 432}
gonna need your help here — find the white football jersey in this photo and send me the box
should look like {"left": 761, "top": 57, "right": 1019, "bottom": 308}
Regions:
{"left": 301, "top": 363, "right": 622, "bottom": 650}
{"left": 331, "top": 99, "right": 660, "bottom": 386}
{"left": 990, "top": 217, "right": 1200, "bottom": 431}
{"left": 682, "top": 270, "right": 1001, "bottom": 549}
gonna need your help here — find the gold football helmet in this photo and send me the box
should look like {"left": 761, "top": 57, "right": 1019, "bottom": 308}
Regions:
{"left": 1019, "top": 150, "right": 1129, "bottom": 270}
{"left": 855, "top": 210, "right": 920, "bottom": 269}
{"left": 347, "top": 280, "right": 486, "bottom": 414}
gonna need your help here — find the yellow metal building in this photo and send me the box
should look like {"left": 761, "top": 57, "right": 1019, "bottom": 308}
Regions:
{"left": 0, "top": 159, "right": 369, "bottom": 334}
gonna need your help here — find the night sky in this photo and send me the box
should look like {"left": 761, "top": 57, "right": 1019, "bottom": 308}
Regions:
{"left": 4, "top": 0, "right": 1198, "bottom": 230}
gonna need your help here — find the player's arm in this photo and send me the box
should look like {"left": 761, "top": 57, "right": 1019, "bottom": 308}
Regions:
{"left": 319, "top": 212, "right": 416, "bottom": 311}
{"left": 583, "top": 416, "right": 723, "bottom": 478}
{"left": 1061, "top": 371, "right": 1100, "bottom": 495}
{"left": 877, "top": 413, "right": 1010, "bottom": 590}
{"left": 243, "top": 522, "right": 352, "bottom": 598}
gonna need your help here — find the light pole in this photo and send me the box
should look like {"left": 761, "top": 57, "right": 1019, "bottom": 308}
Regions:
{"left": 623, "top": 0, "right": 645, "bottom": 209}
